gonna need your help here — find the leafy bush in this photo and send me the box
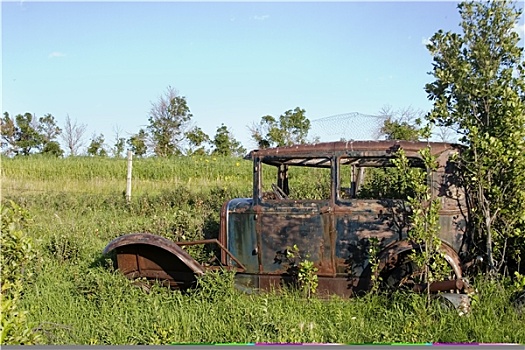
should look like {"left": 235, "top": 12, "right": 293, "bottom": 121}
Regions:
{"left": 1, "top": 201, "right": 42, "bottom": 344}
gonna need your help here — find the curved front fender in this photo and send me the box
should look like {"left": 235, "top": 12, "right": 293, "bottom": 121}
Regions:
{"left": 104, "top": 233, "right": 205, "bottom": 289}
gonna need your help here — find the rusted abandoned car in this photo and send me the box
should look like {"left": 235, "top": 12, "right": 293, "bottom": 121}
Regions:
{"left": 104, "top": 140, "right": 473, "bottom": 298}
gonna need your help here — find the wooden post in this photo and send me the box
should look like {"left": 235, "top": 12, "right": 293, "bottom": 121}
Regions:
{"left": 126, "top": 150, "right": 132, "bottom": 203}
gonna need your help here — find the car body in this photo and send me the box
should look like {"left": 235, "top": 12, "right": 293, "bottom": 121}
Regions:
{"left": 104, "top": 140, "right": 471, "bottom": 297}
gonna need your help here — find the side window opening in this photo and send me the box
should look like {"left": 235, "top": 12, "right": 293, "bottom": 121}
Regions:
{"left": 339, "top": 164, "right": 365, "bottom": 199}
{"left": 338, "top": 157, "right": 427, "bottom": 201}
{"left": 261, "top": 158, "right": 331, "bottom": 201}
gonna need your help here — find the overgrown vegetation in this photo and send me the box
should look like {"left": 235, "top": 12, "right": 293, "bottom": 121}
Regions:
{"left": 285, "top": 244, "right": 319, "bottom": 299}
{"left": 390, "top": 148, "right": 450, "bottom": 303}
{"left": 2, "top": 155, "right": 525, "bottom": 344}
{"left": 1, "top": 201, "right": 42, "bottom": 344}
{"left": 425, "top": 0, "right": 525, "bottom": 276}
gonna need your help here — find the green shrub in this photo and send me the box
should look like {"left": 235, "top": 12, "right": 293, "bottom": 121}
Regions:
{"left": 1, "top": 201, "right": 42, "bottom": 344}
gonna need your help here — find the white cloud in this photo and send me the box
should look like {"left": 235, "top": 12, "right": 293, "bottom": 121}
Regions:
{"left": 48, "top": 51, "right": 66, "bottom": 59}
{"left": 252, "top": 15, "right": 269, "bottom": 21}
{"left": 421, "top": 37, "right": 432, "bottom": 46}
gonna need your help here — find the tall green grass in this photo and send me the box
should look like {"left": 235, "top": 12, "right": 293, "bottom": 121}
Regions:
{"left": 2, "top": 155, "right": 253, "bottom": 196}
{"left": 20, "top": 262, "right": 525, "bottom": 344}
{"left": 2, "top": 155, "right": 525, "bottom": 344}
{"left": 2, "top": 155, "right": 250, "bottom": 181}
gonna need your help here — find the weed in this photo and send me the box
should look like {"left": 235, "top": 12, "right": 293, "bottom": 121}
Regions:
{"left": 367, "top": 237, "right": 382, "bottom": 293}
{"left": 45, "top": 233, "right": 82, "bottom": 262}
{"left": 391, "top": 148, "right": 450, "bottom": 303}
{"left": 286, "top": 244, "right": 319, "bottom": 298}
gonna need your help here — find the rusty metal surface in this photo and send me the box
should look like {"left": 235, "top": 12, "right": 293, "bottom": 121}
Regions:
{"left": 111, "top": 244, "right": 199, "bottom": 290}
{"left": 226, "top": 141, "right": 467, "bottom": 295}
{"left": 412, "top": 279, "right": 465, "bottom": 293}
{"left": 235, "top": 141, "right": 465, "bottom": 288}
{"left": 219, "top": 201, "right": 229, "bottom": 266}
{"left": 106, "top": 141, "right": 470, "bottom": 297}
{"left": 104, "top": 233, "right": 249, "bottom": 287}
{"left": 256, "top": 200, "right": 333, "bottom": 275}
{"left": 104, "top": 233, "right": 205, "bottom": 275}
{"left": 223, "top": 198, "right": 259, "bottom": 273}
{"left": 104, "top": 233, "right": 206, "bottom": 290}
{"left": 246, "top": 140, "right": 463, "bottom": 168}
{"left": 232, "top": 273, "right": 359, "bottom": 298}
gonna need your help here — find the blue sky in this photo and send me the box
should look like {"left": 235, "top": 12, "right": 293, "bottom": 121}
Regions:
{"left": 2, "top": 1, "right": 524, "bottom": 151}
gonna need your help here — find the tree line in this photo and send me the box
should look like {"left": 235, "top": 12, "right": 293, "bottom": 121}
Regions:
{"left": 1, "top": 90, "right": 246, "bottom": 159}
{"left": 1, "top": 85, "right": 314, "bottom": 158}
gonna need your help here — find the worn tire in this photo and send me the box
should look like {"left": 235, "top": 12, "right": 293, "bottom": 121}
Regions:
{"left": 379, "top": 253, "right": 420, "bottom": 291}
{"left": 379, "top": 252, "right": 459, "bottom": 292}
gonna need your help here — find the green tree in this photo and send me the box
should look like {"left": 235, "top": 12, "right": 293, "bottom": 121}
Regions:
{"left": 14, "top": 113, "right": 42, "bottom": 155}
{"left": 1, "top": 112, "right": 63, "bottom": 156}
{"left": 1, "top": 113, "right": 42, "bottom": 155}
{"left": 112, "top": 137, "right": 126, "bottom": 158}
{"left": 425, "top": 0, "right": 525, "bottom": 275}
{"left": 378, "top": 106, "right": 427, "bottom": 141}
{"left": 37, "top": 114, "right": 63, "bottom": 156}
{"left": 127, "top": 129, "right": 148, "bottom": 157}
{"left": 41, "top": 141, "right": 64, "bottom": 157}
{"left": 87, "top": 133, "right": 108, "bottom": 157}
{"left": 37, "top": 114, "right": 61, "bottom": 143}
{"left": 250, "top": 107, "right": 311, "bottom": 148}
{"left": 185, "top": 126, "right": 210, "bottom": 156}
{"left": 110, "top": 126, "right": 126, "bottom": 158}
{"left": 381, "top": 119, "right": 420, "bottom": 141}
{"left": 211, "top": 124, "right": 245, "bottom": 157}
{"left": 389, "top": 148, "right": 449, "bottom": 304}
{"left": 1, "top": 112, "right": 18, "bottom": 156}
{"left": 147, "top": 86, "right": 193, "bottom": 157}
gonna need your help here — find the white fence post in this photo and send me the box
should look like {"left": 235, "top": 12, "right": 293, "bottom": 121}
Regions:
{"left": 126, "top": 150, "right": 132, "bottom": 203}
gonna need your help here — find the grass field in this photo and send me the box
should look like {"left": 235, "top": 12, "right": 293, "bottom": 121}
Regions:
{"left": 1, "top": 155, "right": 524, "bottom": 345}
